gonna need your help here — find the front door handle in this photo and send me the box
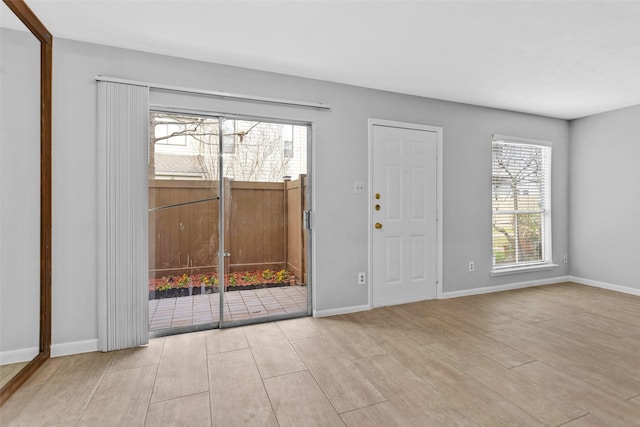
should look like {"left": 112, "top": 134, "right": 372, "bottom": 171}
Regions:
{"left": 375, "top": 222, "right": 382, "bottom": 229}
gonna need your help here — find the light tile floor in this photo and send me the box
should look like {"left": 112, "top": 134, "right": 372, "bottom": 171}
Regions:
{"left": 6, "top": 284, "right": 640, "bottom": 427}
{"left": 148, "top": 285, "right": 308, "bottom": 331}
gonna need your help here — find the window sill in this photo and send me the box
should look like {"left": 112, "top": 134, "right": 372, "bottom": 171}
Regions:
{"left": 490, "top": 263, "right": 558, "bottom": 277}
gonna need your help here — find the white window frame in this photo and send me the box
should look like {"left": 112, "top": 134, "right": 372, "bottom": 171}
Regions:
{"left": 490, "top": 134, "right": 556, "bottom": 276}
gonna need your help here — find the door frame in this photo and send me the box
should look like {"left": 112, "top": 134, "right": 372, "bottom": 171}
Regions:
{"left": 147, "top": 106, "right": 314, "bottom": 336}
{"left": 367, "top": 118, "right": 443, "bottom": 308}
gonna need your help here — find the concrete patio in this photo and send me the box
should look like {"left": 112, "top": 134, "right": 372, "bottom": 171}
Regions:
{"left": 148, "top": 285, "right": 308, "bottom": 331}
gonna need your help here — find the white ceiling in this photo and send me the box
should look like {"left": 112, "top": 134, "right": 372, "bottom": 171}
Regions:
{"left": 6, "top": 0, "right": 640, "bottom": 119}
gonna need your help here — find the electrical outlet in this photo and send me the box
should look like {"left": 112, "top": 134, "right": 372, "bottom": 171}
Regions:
{"left": 358, "top": 272, "right": 366, "bottom": 285}
{"left": 563, "top": 254, "right": 568, "bottom": 264}
{"left": 354, "top": 182, "right": 365, "bottom": 194}
{"left": 468, "top": 261, "right": 475, "bottom": 272}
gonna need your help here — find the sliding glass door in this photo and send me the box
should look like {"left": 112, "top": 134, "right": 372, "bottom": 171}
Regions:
{"left": 148, "top": 112, "right": 311, "bottom": 335}
{"left": 220, "top": 118, "right": 310, "bottom": 325}
{"left": 148, "top": 113, "right": 222, "bottom": 333}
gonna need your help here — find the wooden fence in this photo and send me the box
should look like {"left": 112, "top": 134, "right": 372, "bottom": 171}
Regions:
{"left": 285, "top": 176, "right": 307, "bottom": 284}
{"left": 148, "top": 175, "right": 307, "bottom": 282}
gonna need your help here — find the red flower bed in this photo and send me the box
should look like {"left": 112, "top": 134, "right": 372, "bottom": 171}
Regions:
{"left": 149, "top": 269, "right": 297, "bottom": 292}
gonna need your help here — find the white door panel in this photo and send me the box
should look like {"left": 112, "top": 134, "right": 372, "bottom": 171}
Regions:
{"left": 372, "top": 124, "right": 437, "bottom": 307}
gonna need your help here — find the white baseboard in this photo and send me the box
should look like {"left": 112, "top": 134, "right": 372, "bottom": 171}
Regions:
{"left": 314, "top": 304, "right": 370, "bottom": 318}
{"left": 0, "top": 346, "right": 39, "bottom": 365}
{"left": 440, "top": 276, "right": 570, "bottom": 299}
{"left": 314, "top": 276, "right": 572, "bottom": 315}
{"left": 51, "top": 339, "right": 99, "bottom": 358}
{"left": 568, "top": 276, "right": 640, "bottom": 297}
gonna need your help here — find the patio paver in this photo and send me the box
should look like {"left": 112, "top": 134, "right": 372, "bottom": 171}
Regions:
{"left": 149, "top": 285, "right": 308, "bottom": 331}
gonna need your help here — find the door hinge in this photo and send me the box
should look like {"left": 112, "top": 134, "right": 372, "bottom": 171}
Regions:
{"left": 303, "top": 210, "right": 312, "bottom": 230}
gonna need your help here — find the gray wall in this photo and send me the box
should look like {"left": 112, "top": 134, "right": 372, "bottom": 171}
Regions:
{"left": 569, "top": 105, "right": 640, "bottom": 290}
{"left": 50, "top": 38, "right": 569, "bottom": 349}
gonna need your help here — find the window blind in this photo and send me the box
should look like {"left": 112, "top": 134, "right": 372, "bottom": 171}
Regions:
{"left": 492, "top": 136, "right": 552, "bottom": 268}
{"left": 98, "top": 82, "right": 149, "bottom": 351}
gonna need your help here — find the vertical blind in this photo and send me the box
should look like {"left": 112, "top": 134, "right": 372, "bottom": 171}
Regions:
{"left": 98, "top": 82, "right": 149, "bottom": 351}
{"left": 492, "top": 136, "right": 552, "bottom": 267}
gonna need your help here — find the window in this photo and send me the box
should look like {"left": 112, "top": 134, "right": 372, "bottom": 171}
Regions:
{"left": 492, "top": 135, "right": 552, "bottom": 272}
{"left": 154, "top": 122, "right": 188, "bottom": 146}
{"left": 221, "top": 119, "right": 236, "bottom": 154}
{"left": 149, "top": 111, "right": 307, "bottom": 182}
{"left": 283, "top": 140, "right": 294, "bottom": 158}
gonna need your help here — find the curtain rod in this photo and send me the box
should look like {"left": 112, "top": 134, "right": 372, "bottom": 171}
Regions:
{"left": 95, "top": 75, "right": 331, "bottom": 111}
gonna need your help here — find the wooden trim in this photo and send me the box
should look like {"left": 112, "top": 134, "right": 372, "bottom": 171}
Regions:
{"left": 2, "top": 0, "right": 51, "bottom": 44}
{"left": 229, "top": 262, "right": 286, "bottom": 269}
{"left": 231, "top": 181, "right": 283, "bottom": 190}
{"left": 283, "top": 179, "right": 289, "bottom": 269}
{"left": 40, "top": 18, "right": 52, "bottom": 362}
{"left": 149, "top": 180, "right": 285, "bottom": 191}
{"left": 285, "top": 180, "right": 302, "bottom": 190}
{"left": 0, "top": 352, "right": 48, "bottom": 403}
{"left": 1, "top": 0, "right": 52, "bottom": 406}
{"left": 149, "top": 179, "right": 217, "bottom": 189}
{"left": 223, "top": 178, "right": 231, "bottom": 259}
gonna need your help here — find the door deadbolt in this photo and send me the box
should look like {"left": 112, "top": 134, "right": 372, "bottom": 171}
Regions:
{"left": 375, "top": 222, "right": 383, "bottom": 229}
{"left": 375, "top": 193, "right": 381, "bottom": 199}
{"left": 375, "top": 204, "right": 381, "bottom": 211}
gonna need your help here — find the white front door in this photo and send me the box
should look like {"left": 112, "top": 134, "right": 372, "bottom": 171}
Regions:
{"left": 371, "top": 122, "right": 439, "bottom": 307}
